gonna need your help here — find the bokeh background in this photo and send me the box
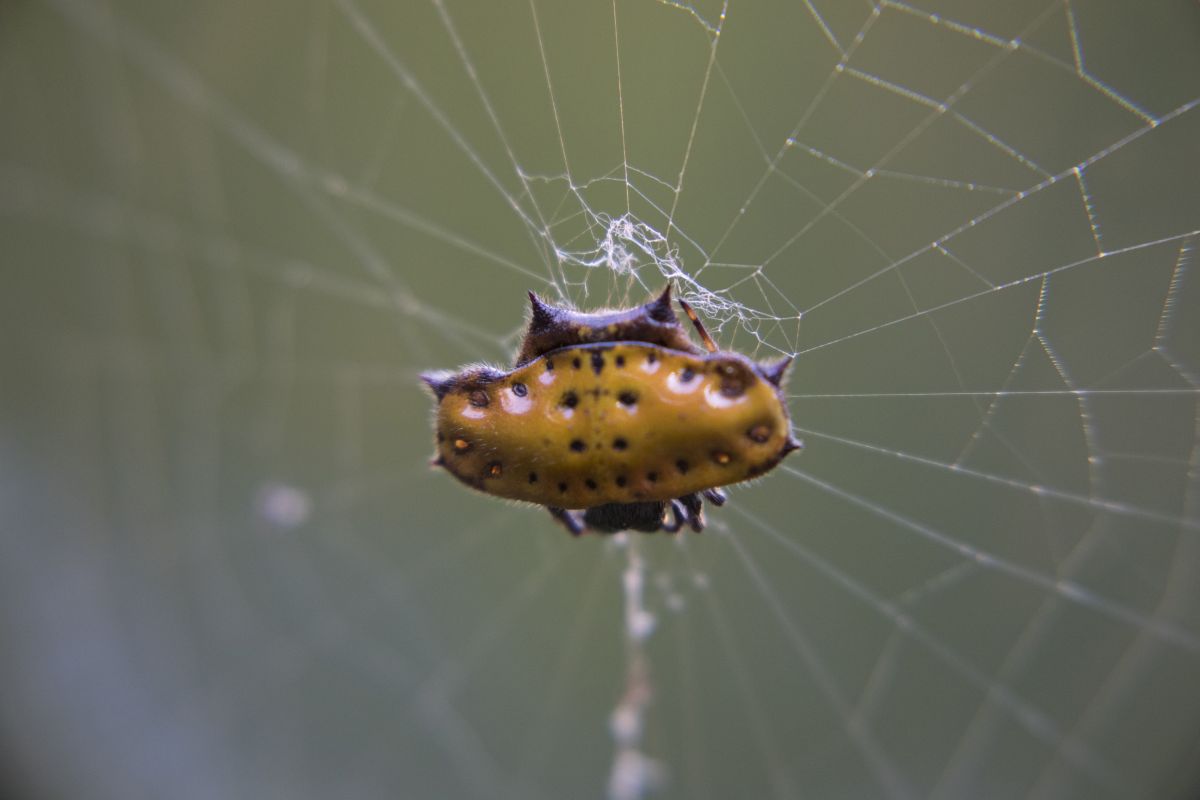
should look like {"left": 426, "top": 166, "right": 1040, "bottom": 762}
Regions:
{"left": 3, "top": 1, "right": 1199, "bottom": 798}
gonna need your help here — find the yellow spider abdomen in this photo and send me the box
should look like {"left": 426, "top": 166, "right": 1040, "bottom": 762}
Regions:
{"left": 433, "top": 342, "right": 792, "bottom": 509}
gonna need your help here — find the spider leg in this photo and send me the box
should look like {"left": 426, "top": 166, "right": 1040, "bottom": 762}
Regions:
{"left": 701, "top": 488, "right": 727, "bottom": 507}
{"left": 677, "top": 298, "right": 718, "bottom": 354}
{"left": 660, "top": 500, "right": 687, "bottom": 533}
{"left": 680, "top": 493, "right": 705, "bottom": 532}
{"left": 547, "top": 506, "right": 585, "bottom": 536}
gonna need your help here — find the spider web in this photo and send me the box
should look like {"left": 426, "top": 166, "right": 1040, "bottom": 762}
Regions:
{"left": 2, "top": 1, "right": 1199, "bottom": 798}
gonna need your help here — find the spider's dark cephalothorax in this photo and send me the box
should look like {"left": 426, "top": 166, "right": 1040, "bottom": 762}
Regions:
{"left": 421, "top": 286, "right": 801, "bottom": 535}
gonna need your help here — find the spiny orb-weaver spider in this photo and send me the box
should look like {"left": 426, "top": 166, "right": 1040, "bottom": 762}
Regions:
{"left": 420, "top": 286, "right": 801, "bottom": 535}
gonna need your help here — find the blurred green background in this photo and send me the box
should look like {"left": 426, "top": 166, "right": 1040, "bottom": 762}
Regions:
{"left": 3, "top": 1, "right": 1199, "bottom": 798}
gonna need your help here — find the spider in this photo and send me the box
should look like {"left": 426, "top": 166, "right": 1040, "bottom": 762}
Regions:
{"left": 421, "top": 286, "right": 801, "bottom": 535}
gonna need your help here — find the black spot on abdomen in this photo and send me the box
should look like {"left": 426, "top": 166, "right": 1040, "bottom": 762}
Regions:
{"left": 590, "top": 351, "right": 605, "bottom": 375}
